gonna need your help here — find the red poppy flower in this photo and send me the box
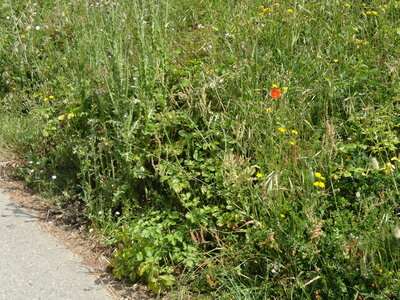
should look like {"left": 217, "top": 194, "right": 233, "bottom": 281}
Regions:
{"left": 270, "top": 88, "right": 281, "bottom": 99}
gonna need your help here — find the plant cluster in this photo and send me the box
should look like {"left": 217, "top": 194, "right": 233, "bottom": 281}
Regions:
{"left": 1, "top": 0, "right": 399, "bottom": 298}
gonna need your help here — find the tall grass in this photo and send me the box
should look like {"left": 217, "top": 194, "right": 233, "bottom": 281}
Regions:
{"left": 1, "top": 0, "right": 399, "bottom": 298}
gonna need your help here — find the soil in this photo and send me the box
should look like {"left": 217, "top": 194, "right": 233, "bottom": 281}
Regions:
{"left": 0, "top": 172, "right": 156, "bottom": 300}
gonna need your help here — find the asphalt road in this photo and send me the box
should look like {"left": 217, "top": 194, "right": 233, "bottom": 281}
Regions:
{"left": 0, "top": 187, "right": 113, "bottom": 300}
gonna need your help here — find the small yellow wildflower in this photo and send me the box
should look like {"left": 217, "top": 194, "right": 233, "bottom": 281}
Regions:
{"left": 287, "top": 9, "right": 293, "bottom": 13}
{"left": 67, "top": 113, "right": 75, "bottom": 119}
{"left": 315, "top": 172, "right": 326, "bottom": 180}
{"left": 256, "top": 173, "right": 263, "bottom": 178}
{"left": 379, "top": 269, "right": 383, "bottom": 273}
{"left": 265, "top": 107, "right": 272, "bottom": 114}
{"left": 388, "top": 271, "right": 393, "bottom": 276}
{"left": 313, "top": 181, "right": 325, "bottom": 188}
{"left": 49, "top": 95, "right": 54, "bottom": 99}
{"left": 43, "top": 98, "right": 49, "bottom": 101}
{"left": 34, "top": 93, "right": 42, "bottom": 98}
{"left": 278, "top": 127, "right": 287, "bottom": 133}
{"left": 291, "top": 129, "right": 298, "bottom": 135}
{"left": 280, "top": 214, "right": 285, "bottom": 218}
{"left": 344, "top": 4, "right": 351, "bottom": 8}
{"left": 272, "top": 84, "right": 279, "bottom": 88}
{"left": 282, "top": 86, "right": 288, "bottom": 91}
{"left": 333, "top": 59, "right": 339, "bottom": 63}
{"left": 289, "top": 141, "right": 295, "bottom": 146}
{"left": 263, "top": 8, "right": 271, "bottom": 13}
{"left": 12, "top": 87, "right": 16, "bottom": 91}
{"left": 58, "top": 115, "right": 66, "bottom": 121}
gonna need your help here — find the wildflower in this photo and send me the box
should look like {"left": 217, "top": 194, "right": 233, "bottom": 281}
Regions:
{"left": 265, "top": 107, "right": 272, "bottom": 114}
{"left": 49, "top": 95, "right": 54, "bottom": 99}
{"left": 278, "top": 127, "right": 287, "bottom": 133}
{"left": 280, "top": 214, "right": 285, "bottom": 218}
{"left": 98, "top": 211, "right": 103, "bottom": 215}
{"left": 315, "top": 172, "right": 325, "bottom": 180}
{"left": 89, "top": 228, "right": 94, "bottom": 233}
{"left": 256, "top": 173, "right": 263, "bottom": 178}
{"left": 371, "top": 282, "right": 375, "bottom": 287}
{"left": 371, "top": 157, "right": 380, "bottom": 170}
{"left": 344, "top": 4, "right": 351, "bottom": 8}
{"left": 43, "top": 97, "right": 49, "bottom": 101}
{"left": 313, "top": 181, "right": 325, "bottom": 188}
{"left": 291, "top": 129, "right": 298, "bottom": 135}
{"left": 58, "top": 115, "right": 66, "bottom": 121}
{"left": 388, "top": 271, "right": 393, "bottom": 275}
{"left": 272, "top": 84, "right": 279, "bottom": 88}
{"left": 287, "top": 9, "right": 293, "bottom": 13}
{"left": 289, "top": 141, "right": 295, "bottom": 146}
{"left": 35, "top": 26, "right": 41, "bottom": 30}
{"left": 115, "top": 211, "right": 120, "bottom": 216}
{"left": 393, "top": 226, "right": 400, "bottom": 239}
{"left": 379, "top": 269, "right": 383, "bottom": 273}
{"left": 282, "top": 86, "right": 288, "bottom": 91}
{"left": 67, "top": 113, "right": 75, "bottom": 119}
{"left": 51, "top": 175, "right": 57, "bottom": 180}
{"left": 333, "top": 59, "right": 339, "bottom": 63}
{"left": 270, "top": 88, "right": 281, "bottom": 99}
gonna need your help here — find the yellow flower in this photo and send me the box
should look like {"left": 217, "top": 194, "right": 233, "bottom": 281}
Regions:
{"left": 263, "top": 8, "right": 271, "bottom": 13}
{"left": 282, "top": 86, "right": 288, "bottom": 91}
{"left": 291, "top": 129, "right": 298, "bottom": 135}
{"left": 333, "top": 59, "right": 339, "bottom": 63}
{"left": 313, "top": 181, "right": 325, "bottom": 188}
{"left": 256, "top": 173, "right": 263, "bottom": 178}
{"left": 58, "top": 115, "right": 66, "bottom": 121}
{"left": 67, "top": 113, "right": 75, "bottom": 119}
{"left": 315, "top": 172, "right": 326, "bottom": 180}
{"left": 344, "top": 3, "right": 351, "bottom": 8}
{"left": 272, "top": 84, "right": 279, "bottom": 88}
{"left": 265, "top": 107, "right": 272, "bottom": 114}
{"left": 278, "top": 127, "right": 287, "bottom": 133}
{"left": 280, "top": 214, "right": 285, "bottom": 218}
{"left": 43, "top": 98, "right": 49, "bottom": 101}
{"left": 388, "top": 271, "right": 393, "bottom": 275}
{"left": 379, "top": 269, "right": 383, "bottom": 273}
{"left": 49, "top": 95, "right": 54, "bottom": 99}
{"left": 34, "top": 93, "right": 42, "bottom": 98}
{"left": 289, "top": 141, "right": 295, "bottom": 146}
{"left": 287, "top": 9, "right": 293, "bottom": 13}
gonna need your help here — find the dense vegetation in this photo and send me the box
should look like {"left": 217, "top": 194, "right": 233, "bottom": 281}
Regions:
{"left": 1, "top": 0, "right": 399, "bottom": 298}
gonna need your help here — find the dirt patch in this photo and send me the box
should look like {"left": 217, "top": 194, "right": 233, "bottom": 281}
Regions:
{"left": 0, "top": 175, "right": 156, "bottom": 300}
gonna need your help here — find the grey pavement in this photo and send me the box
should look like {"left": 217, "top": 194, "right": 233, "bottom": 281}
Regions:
{"left": 0, "top": 187, "right": 113, "bottom": 300}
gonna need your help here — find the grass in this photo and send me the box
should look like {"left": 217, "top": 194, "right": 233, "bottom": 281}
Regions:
{"left": 1, "top": 0, "right": 399, "bottom": 298}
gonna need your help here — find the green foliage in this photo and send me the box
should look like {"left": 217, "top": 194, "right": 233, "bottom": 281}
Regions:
{"left": 1, "top": 0, "right": 399, "bottom": 298}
